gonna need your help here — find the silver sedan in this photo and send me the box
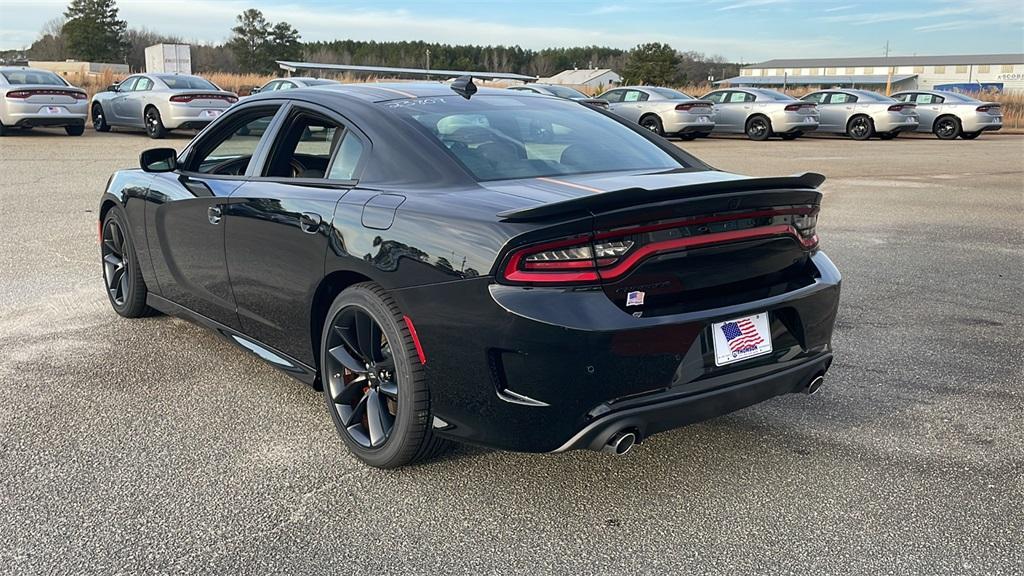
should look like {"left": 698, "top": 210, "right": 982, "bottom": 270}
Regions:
{"left": 800, "top": 89, "right": 919, "bottom": 140}
{"left": 506, "top": 83, "right": 609, "bottom": 109}
{"left": 597, "top": 86, "right": 715, "bottom": 139}
{"left": 249, "top": 76, "right": 339, "bottom": 94}
{"left": 891, "top": 90, "right": 1003, "bottom": 140}
{"left": 0, "top": 67, "right": 88, "bottom": 136}
{"left": 91, "top": 73, "right": 238, "bottom": 139}
{"left": 701, "top": 88, "right": 819, "bottom": 140}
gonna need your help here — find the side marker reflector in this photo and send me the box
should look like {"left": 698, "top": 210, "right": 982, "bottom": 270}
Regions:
{"left": 403, "top": 315, "right": 427, "bottom": 365}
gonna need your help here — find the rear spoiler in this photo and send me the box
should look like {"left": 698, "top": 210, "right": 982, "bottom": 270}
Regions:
{"left": 497, "top": 172, "right": 826, "bottom": 222}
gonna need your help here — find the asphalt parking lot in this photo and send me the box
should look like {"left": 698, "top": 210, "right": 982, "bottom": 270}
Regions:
{"left": 1, "top": 129, "right": 1022, "bottom": 575}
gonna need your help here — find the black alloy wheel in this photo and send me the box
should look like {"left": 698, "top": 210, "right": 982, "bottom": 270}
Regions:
{"left": 145, "top": 107, "right": 168, "bottom": 139}
{"left": 934, "top": 116, "right": 961, "bottom": 140}
{"left": 847, "top": 116, "right": 873, "bottom": 140}
{"left": 640, "top": 115, "right": 664, "bottom": 136}
{"left": 92, "top": 103, "right": 110, "bottom": 132}
{"left": 321, "top": 283, "right": 448, "bottom": 468}
{"left": 325, "top": 305, "right": 400, "bottom": 449}
{"left": 101, "top": 210, "right": 151, "bottom": 317}
{"left": 745, "top": 116, "right": 771, "bottom": 141}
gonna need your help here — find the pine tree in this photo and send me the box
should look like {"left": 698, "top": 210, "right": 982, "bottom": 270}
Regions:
{"left": 62, "top": 0, "right": 127, "bottom": 63}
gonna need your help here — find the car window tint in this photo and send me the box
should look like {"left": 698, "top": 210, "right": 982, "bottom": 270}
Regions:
{"left": 727, "top": 92, "right": 749, "bottom": 103}
{"left": 189, "top": 108, "right": 280, "bottom": 175}
{"left": 386, "top": 95, "right": 683, "bottom": 181}
{"left": 134, "top": 77, "right": 153, "bottom": 91}
{"left": 264, "top": 112, "right": 344, "bottom": 179}
{"left": 801, "top": 93, "right": 824, "bottom": 103}
{"left": 160, "top": 75, "right": 217, "bottom": 90}
{"left": 916, "top": 93, "right": 944, "bottom": 105}
{"left": 327, "top": 132, "right": 364, "bottom": 180}
{"left": 118, "top": 77, "right": 139, "bottom": 91}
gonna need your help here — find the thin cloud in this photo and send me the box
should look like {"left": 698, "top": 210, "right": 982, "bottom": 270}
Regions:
{"left": 590, "top": 5, "right": 631, "bottom": 15}
{"left": 824, "top": 4, "right": 855, "bottom": 11}
{"left": 716, "top": 0, "right": 787, "bottom": 12}
{"left": 914, "top": 20, "right": 975, "bottom": 32}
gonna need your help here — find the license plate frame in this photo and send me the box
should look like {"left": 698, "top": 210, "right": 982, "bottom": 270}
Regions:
{"left": 711, "top": 312, "right": 773, "bottom": 366}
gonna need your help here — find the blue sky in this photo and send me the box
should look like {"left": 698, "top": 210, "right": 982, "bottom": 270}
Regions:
{"left": 1, "top": 0, "right": 1021, "bottom": 61}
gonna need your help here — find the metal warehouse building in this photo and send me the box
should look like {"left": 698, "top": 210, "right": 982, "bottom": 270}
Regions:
{"left": 718, "top": 53, "right": 1024, "bottom": 93}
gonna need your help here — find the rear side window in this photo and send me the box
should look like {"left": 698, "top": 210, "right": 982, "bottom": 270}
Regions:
{"left": 915, "top": 94, "right": 944, "bottom": 104}
{"left": 623, "top": 90, "right": 648, "bottom": 102}
{"left": 328, "top": 134, "right": 364, "bottom": 180}
{"left": 727, "top": 92, "right": 749, "bottom": 103}
{"left": 827, "top": 93, "right": 857, "bottom": 104}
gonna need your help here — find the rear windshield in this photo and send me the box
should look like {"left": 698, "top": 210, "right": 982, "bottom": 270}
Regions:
{"left": 1, "top": 70, "right": 67, "bottom": 86}
{"left": 850, "top": 90, "right": 893, "bottom": 102}
{"left": 159, "top": 75, "right": 217, "bottom": 90}
{"left": 542, "top": 84, "right": 588, "bottom": 99}
{"left": 303, "top": 79, "right": 337, "bottom": 87}
{"left": 647, "top": 87, "right": 693, "bottom": 100}
{"left": 384, "top": 95, "right": 685, "bottom": 181}
{"left": 756, "top": 89, "right": 795, "bottom": 101}
{"left": 940, "top": 92, "right": 980, "bottom": 103}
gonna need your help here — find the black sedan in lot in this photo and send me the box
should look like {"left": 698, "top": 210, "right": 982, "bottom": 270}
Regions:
{"left": 98, "top": 80, "right": 841, "bottom": 468}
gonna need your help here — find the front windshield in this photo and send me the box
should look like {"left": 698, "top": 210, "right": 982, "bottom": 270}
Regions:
{"left": 648, "top": 87, "right": 693, "bottom": 100}
{"left": 1, "top": 70, "right": 67, "bottom": 86}
{"left": 542, "top": 84, "right": 588, "bottom": 99}
{"left": 159, "top": 75, "right": 217, "bottom": 90}
{"left": 384, "top": 94, "right": 685, "bottom": 181}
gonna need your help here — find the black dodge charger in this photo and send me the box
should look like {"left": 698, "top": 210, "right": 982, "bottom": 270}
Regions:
{"left": 98, "top": 80, "right": 840, "bottom": 468}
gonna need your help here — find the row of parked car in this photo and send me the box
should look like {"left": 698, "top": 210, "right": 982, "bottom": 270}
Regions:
{"left": 512, "top": 83, "right": 1004, "bottom": 141}
{"left": 0, "top": 65, "right": 1005, "bottom": 142}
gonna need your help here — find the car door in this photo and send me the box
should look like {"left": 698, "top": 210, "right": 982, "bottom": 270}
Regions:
{"left": 224, "top": 102, "right": 367, "bottom": 365}
{"left": 124, "top": 75, "right": 155, "bottom": 127}
{"left": 144, "top": 103, "right": 285, "bottom": 328}
{"left": 913, "top": 93, "right": 944, "bottom": 130}
{"left": 109, "top": 76, "right": 138, "bottom": 124}
{"left": 613, "top": 89, "right": 649, "bottom": 123}
{"left": 827, "top": 92, "right": 858, "bottom": 131}
{"left": 716, "top": 91, "right": 750, "bottom": 132}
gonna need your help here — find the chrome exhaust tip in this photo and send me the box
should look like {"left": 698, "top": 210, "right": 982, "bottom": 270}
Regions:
{"left": 805, "top": 374, "right": 825, "bottom": 395}
{"left": 602, "top": 431, "right": 637, "bottom": 455}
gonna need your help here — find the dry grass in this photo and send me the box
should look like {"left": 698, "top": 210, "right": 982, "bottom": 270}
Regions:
{"left": 67, "top": 71, "right": 1024, "bottom": 128}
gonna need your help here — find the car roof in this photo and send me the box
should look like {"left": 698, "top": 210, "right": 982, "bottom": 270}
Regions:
{"left": 0, "top": 66, "right": 57, "bottom": 73}
{"left": 251, "top": 81, "right": 549, "bottom": 103}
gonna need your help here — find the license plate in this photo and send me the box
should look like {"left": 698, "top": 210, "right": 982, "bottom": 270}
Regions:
{"left": 711, "top": 313, "right": 773, "bottom": 366}
{"left": 804, "top": 116, "right": 815, "bottom": 123}
{"left": 698, "top": 116, "right": 709, "bottom": 123}
{"left": 39, "top": 106, "right": 68, "bottom": 114}
{"left": 200, "top": 109, "right": 222, "bottom": 119}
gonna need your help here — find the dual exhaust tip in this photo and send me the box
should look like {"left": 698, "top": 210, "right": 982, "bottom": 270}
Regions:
{"left": 599, "top": 370, "right": 827, "bottom": 455}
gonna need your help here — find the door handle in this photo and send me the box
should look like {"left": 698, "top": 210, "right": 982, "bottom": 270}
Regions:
{"left": 208, "top": 206, "right": 222, "bottom": 225}
{"left": 299, "top": 212, "right": 322, "bottom": 234}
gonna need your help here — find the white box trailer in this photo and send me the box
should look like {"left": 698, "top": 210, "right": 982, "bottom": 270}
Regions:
{"left": 145, "top": 44, "right": 192, "bottom": 74}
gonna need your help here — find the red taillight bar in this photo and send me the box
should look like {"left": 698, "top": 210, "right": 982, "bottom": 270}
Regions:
{"left": 675, "top": 103, "right": 710, "bottom": 111}
{"left": 593, "top": 207, "right": 817, "bottom": 240}
{"left": 887, "top": 103, "right": 915, "bottom": 112}
{"left": 170, "top": 94, "right": 238, "bottom": 104}
{"left": 976, "top": 105, "right": 998, "bottom": 113}
{"left": 784, "top": 103, "right": 815, "bottom": 112}
{"left": 5, "top": 89, "right": 86, "bottom": 100}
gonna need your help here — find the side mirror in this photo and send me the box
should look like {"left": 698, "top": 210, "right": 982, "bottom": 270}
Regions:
{"left": 140, "top": 148, "right": 178, "bottom": 173}
{"left": 106, "top": 84, "right": 119, "bottom": 93}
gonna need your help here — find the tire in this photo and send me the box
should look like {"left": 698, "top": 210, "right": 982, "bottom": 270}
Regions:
{"left": 878, "top": 132, "right": 897, "bottom": 140}
{"left": 321, "top": 282, "right": 449, "bottom": 468}
{"left": 65, "top": 125, "right": 85, "bottom": 136}
{"left": 639, "top": 115, "right": 664, "bottom": 136}
{"left": 960, "top": 131, "right": 981, "bottom": 140}
{"left": 846, "top": 115, "right": 874, "bottom": 140}
{"left": 145, "top": 107, "right": 168, "bottom": 139}
{"left": 677, "top": 133, "right": 697, "bottom": 141}
{"left": 0, "top": 120, "right": 7, "bottom": 137}
{"left": 933, "top": 116, "right": 961, "bottom": 140}
{"left": 92, "top": 103, "right": 110, "bottom": 132}
{"left": 779, "top": 132, "right": 801, "bottom": 140}
{"left": 745, "top": 115, "right": 771, "bottom": 141}
{"left": 101, "top": 208, "right": 153, "bottom": 318}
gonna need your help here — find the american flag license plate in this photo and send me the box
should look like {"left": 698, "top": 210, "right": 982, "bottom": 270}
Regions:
{"left": 711, "top": 313, "right": 773, "bottom": 366}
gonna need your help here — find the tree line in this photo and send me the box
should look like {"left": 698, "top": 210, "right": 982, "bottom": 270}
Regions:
{"left": 7, "top": 0, "right": 740, "bottom": 85}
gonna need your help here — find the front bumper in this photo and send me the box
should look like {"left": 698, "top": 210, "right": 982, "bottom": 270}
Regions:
{"left": 396, "top": 251, "right": 841, "bottom": 453}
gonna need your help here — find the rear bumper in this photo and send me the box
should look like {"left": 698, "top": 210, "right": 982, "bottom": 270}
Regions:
{"left": 874, "top": 114, "right": 920, "bottom": 133}
{"left": 1, "top": 101, "right": 88, "bottom": 127}
{"left": 774, "top": 115, "right": 819, "bottom": 133}
{"left": 396, "top": 251, "right": 841, "bottom": 453}
{"left": 164, "top": 103, "right": 226, "bottom": 129}
{"left": 553, "top": 351, "right": 833, "bottom": 451}
{"left": 662, "top": 113, "right": 715, "bottom": 135}
{"left": 962, "top": 115, "right": 1002, "bottom": 133}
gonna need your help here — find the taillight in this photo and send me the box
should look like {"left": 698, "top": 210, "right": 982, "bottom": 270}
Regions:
{"left": 675, "top": 103, "right": 709, "bottom": 112}
{"left": 976, "top": 105, "right": 997, "bottom": 113}
{"left": 888, "top": 104, "right": 907, "bottom": 112}
{"left": 73, "top": 92, "right": 87, "bottom": 100}
{"left": 785, "top": 103, "right": 813, "bottom": 112}
{"left": 502, "top": 208, "right": 820, "bottom": 285}
{"left": 226, "top": 96, "right": 238, "bottom": 103}
{"left": 6, "top": 89, "right": 87, "bottom": 99}
{"left": 169, "top": 94, "right": 194, "bottom": 103}
{"left": 5, "top": 90, "right": 30, "bottom": 99}
{"left": 170, "top": 94, "right": 237, "bottom": 103}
